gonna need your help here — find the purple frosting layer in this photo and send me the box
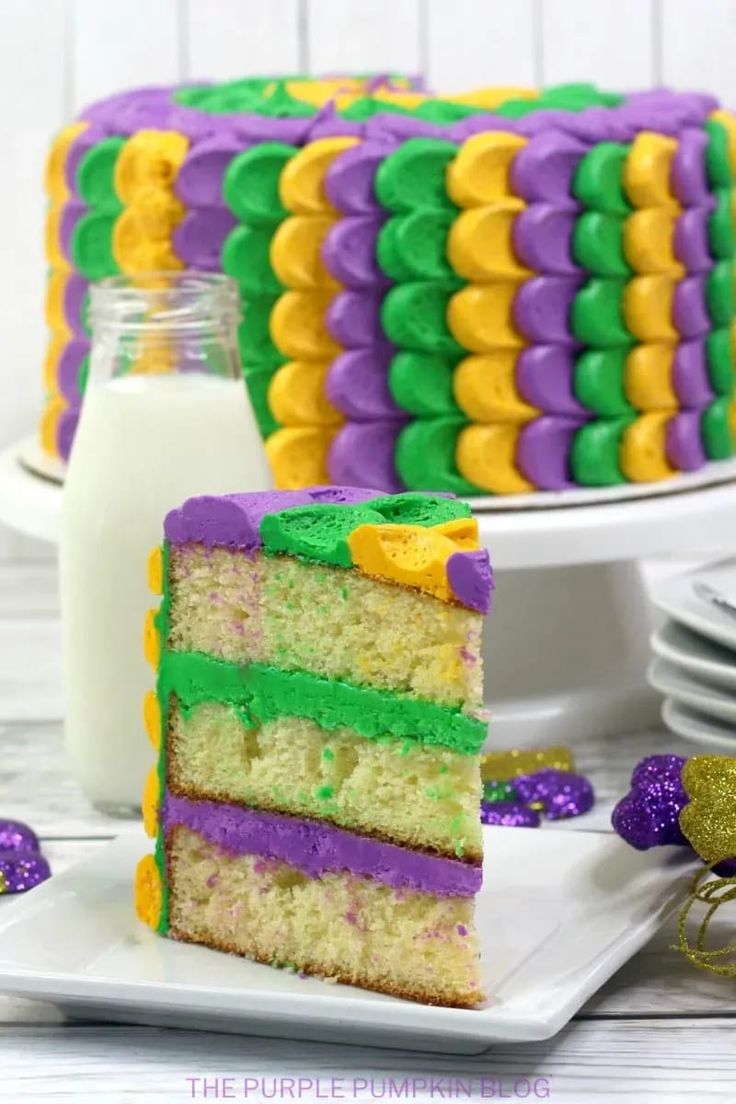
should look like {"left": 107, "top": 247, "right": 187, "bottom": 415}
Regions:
{"left": 164, "top": 793, "right": 482, "bottom": 897}
{"left": 164, "top": 486, "right": 383, "bottom": 549}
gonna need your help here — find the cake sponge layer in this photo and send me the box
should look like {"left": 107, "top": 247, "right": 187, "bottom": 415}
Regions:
{"left": 168, "top": 824, "right": 484, "bottom": 1008}
{"left": 168, "top": 701, "right": 482, "bottom": 860}
{"left": 167, "top": 544, "right": 483, "bottom": 709}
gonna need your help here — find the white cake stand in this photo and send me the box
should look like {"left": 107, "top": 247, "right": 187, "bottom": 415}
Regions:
{"left": 4, "top": 433, "right": 736, "bottom": 747}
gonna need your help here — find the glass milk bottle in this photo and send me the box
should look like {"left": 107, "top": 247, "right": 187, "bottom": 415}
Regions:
{"left": 60, "top": 272, "right": 271, "bottom": 814}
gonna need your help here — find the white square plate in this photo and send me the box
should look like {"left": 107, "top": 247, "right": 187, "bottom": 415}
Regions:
{"left": 0, "top": 826, "right": 694, "bottom": 1054}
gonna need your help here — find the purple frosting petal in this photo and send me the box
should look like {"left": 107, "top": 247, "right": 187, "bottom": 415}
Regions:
{"left": 59, "top": 200, "right": 87, "bottom": 265}
{"left": 673, "top": 276, "right": 709, "bottom": 339}
{"left": 328, "top": 422, "right": 405, "bottom": 492}
{"left": 513, "top": 204, "right": 579, "bottom": 274}
{"left": 672, "top": 340, "right": 714, "bottom": 408}
{"left": 675, "top": 206, "right": 713, "bottom": 273}
{"left": 517, "top": 416, "right": 585, "bottom": 490}
{"left": 513, "top": 276, "right": 583, "bottom": 344}
{"left": 326, "top": 347, "right": 404, "bottom": 420}
{"left": 57, "top": 337, "right": 90, "bottom": 402}
{"left": 666, "top": 410, "right": 707, "bottom": 471}
{"left": 172, "top": 207, "right": 237, "bottom": 270}
{"left": 324, "top": 140, "right": 396, "bottom": 215}
{"left": 326, "top": 290, "right": 384, "bottom": 348}
{"left": 321, "top": 216, "right": 388, "bottom": 288}
{"left": 63, "top": 274, "right": 89, "bottom": 336}
{"left": 672, "top": 128, "right": 710, "bottom": 207}
{"left": 511, "top": 131, "right": 588, "bottom": 203}
{"left": 175, "top": 134, "right": 245, "bottom": 207}
{"left": 516, "top": 345, "right": 586, "bottom": 416}
{"left": 57, "top": 407, "right": 80, "bottom": 462}
{"left": 447, "top": 549, "right": 493, "bottom": 614}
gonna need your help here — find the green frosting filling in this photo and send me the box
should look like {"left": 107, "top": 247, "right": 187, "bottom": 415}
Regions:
{"left": 260, "top": 504, "right": 385, "bottom": 567}
{"left": 389, "top": 351, "right": 462, "bottom": 416}
{"left": 153, "top": 542, "right": 172, "bottom": 935}
{"left": 381, "top": 282, "right": 464, "bottom": 356}
{"left": 375, "top": 138, "right": 459, "bottom": 214}
{"left": 159, "top": 650, "right": 486, "bottom": 755}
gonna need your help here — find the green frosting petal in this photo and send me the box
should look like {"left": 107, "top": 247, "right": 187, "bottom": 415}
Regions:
{"left": 574, "top": 348, "right": 632, "bottom": 416}
{"left": 702, "top": 397, "right": 734, "bottom": 460}
{"left": 705, "top": 120, "right": 732, "bottom": 189}
{"left": 708, "top": 190, "right": 735, "bottom": 260}
{"left": 389, "top": 351, "right": 461, "bottom": 416}
{"left": 382, "top": 282, "right": 464, "bottom": 356}
{"left": 222, "top": 224, "right": 283, "bottom": 297}
{"left": 260, "top": 504, "right": 384, "bottom": 567}
{"left": 368, "top": 492, "right": 472, "bottom": 527}
{"left": 375, "top": 138, "right": 458, "bottom": 213}
{"left": 242, "top": 360, "right": 282, "bottom": 438}
{"left": 706, "top": 327, "right": 734, "bottom": 395}
{"left": 238, "top": 295, "right": 280, "bottom": 364}
{"left": 706, "top": 260, "right": 735, "bottom": 328}
{"left": 71, "top": 211, "right": 119, "bottom": 281}
{"left": 76, "top": 136, "right": 125, "bottom": 212}
{"left": 223, "top": 142, "right": 296, "bottom": 223}
{"left": 570, "top": 417, "right": 633, "bottom": 485}
{"left": 572, "top": 143, "right": 632, "bottom": 215}
{"left": 571, "top": 278, "right": 632, "bottom": 347}
{"left": 377, "top": 210, "right": 455, "bottom": 282}
{"left": 395, "top": 418, "right": 479, "bottom": 495}
{"left": 573, "top": 212, "right": 631, "bottom": 277}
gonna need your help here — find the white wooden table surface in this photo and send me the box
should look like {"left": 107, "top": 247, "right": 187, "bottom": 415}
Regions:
{"left": 0, "top": 561, "right": 734, "bottom": 1103}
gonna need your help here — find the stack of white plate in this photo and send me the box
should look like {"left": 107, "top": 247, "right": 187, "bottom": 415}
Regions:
{"left": 650, "top": 559, "right": 736, "bottom": 748}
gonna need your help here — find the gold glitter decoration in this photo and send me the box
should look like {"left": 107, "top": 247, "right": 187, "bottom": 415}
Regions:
{"left": 480, "top": 746, "right": 574, "bottom": 782}
{"left": 679, "top": 755, "right": 736, "bottom": 864}
{"left": 676, "top": 864, "right": 736, "bottom": 978}
{"left": 0, "top": 870, "right": 5, "bottom": 894}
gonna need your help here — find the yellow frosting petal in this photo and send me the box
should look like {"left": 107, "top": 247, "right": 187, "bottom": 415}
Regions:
{"left": 347, "top": 523, "right": 456, "bottom": 603}
{"left": 623, "top": 133, "right": 679, "bottom": 210}
{"left": 142, "top": 766, "right": 160, "bottom": 838}
{"left": 620, "top": 412, "right": 676, "bottom": 482}
{"left": 112, "top": 205, "right": 184, "bottom": 273}
{"left": 270, "top": 214, "right": 339, "bottom": 290}
{"left": 447, "top": 202, "right": 530, "bottom": 281}
{"left": 623, "top": 208, "right": 684, "bottom": 277}
{"left": 134, "top": 853, "right": 162, "bottom": 930}
{"left": 269, "top": 290, "right": 341, "bottom": 360}
{"left": 624, "top": 343, "right": 678, "bottom": 411}
{"left": 447, "top": 132, "right": 526, "bottom": 208}
{"left": 114, "top": 130, "right": 189, "bottom": 205}
{"left": 432, "top": 517, "right": 480, "bottom": 550}
{"left": 45, "top": 204, "right": 70, "bottom": 271}
{"left": 447, "top": 87, "right": 538, "bottom": 109}
{"left": 453, "top": 352, "right": 538, "bottom": 423}
{"left": 39, "top": 395, "right": 65, "bottom": 457}
{"left": 146, "top": 546, "right": 163, "bottom": 595}
{"left": 456, "top": 424, "right": 533, "bottom": 494}
{"left": 623, "top": 276, "right": 677, "bottom": 342}
{"left": 143, "top": 608, "right": 160, "bottom": 670}
{"left": 268, "top": 361, "right": 342, "bottom": 426}
{"left": 265, "top": 426, "right": 337, "bottom": 489}
{"left": 43, "top": 330, "right": 71, "bottom": 391}
{"left": 279, "top": 137, "right": 360, "bottom": 215}
{"left": 45, "top": 271, "right": 69, "bottom": 332}
{"left": 143, "top": 689, "right": 161, "bottom": 751}
{"left": 448, "top": 283, "right": 525, "bottom": 352}
{"left": 45, "top": 121, "right": 88, "bottom": 202}
{"left": 710, "top": 109, "right": 736, "bottom": 175}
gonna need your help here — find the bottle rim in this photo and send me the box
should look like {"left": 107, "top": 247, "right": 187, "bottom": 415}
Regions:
{"left": 89, "top": 271, "right": 241, "bottom": 334}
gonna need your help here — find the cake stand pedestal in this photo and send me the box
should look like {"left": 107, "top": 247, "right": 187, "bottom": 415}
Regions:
{"left": 3, "top": 434, "right": 736, "bottom": 746}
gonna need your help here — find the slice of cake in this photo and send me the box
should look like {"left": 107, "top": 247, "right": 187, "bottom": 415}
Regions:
{"left": 135, "top": 486, "right": 492, "bottom": 1007}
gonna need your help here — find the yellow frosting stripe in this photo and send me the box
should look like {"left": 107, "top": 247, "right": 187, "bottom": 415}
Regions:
{"left": 143, "top": 689, "right": 161, "bottom": 751}
{"left": 371, "top": 91, "right": 428, "bottom": 109}
{"left": 447, "top": 202, "right": 530, "bottom": 281}
{"left": 347, "top": 523, "right": 468, "bottom": 604}
{"left": 45, "top": 204, "right": 70, "bottom": 271}
{"left": 270, "top": 214, "right": 339, "bottom": 290}
{"left": 268, "top": 361, "right": 343, "bottom": 426}
{"left": 43, "top": 330, "right": 71, "bottom": 390}
{"left": 44, "top": 121, "right": 87, "bottom": 202}
{"left": 112, "top": 203, "right": 184, "bottom": 273}
{"left": 146, "top": 546, "right": 163, "bottom": 595}
{"left": 624, "top": 343, "right": 678, "bottom": 411}
{"left": 447, "top": 87, "right": 538, "bottom": 109}
{"left": 456, "top": 424, "right": 533, "bottom": 494}
{"left": 448, "top": 283, "right": 525, "bottom": 352}
{"left": 623, "top": 133, "right": 679, "bottom": 210}
{"left": 710, "top": 109, "right": 736, "bottom": 174}
{"left": 114, "top": 130, "right": 189, "bottom": 205}
{"left": 134, "top": 853, "right": 162, "bottom": 930}
{"left": 142, "top": 766, "right": 160, "bottom": 838}
{"left": 266, "top": 425, "right": 337, "bottom": 488}
{"left": 454, "top": 352, "right": 538, "bottom": 423}
{"left": 623, "top": 275, "right": 677, "bottom": 342}
{"left": 447, "top": 132, "right": 527, "bottom": 208}
{"left": 623, "top": 208, "right": 684, "bottom": 277}
{"left": 143, "top": 608, "right": 160, "bottom": 670}
{"left": 432, "top": 517, "right": 480, "bottom": 549}
{"left": 279, "top": 137, "right": 360, "bottom": 215}
{"left": 270, "top": 289, "right": 341, "bottom": 360}
{"left": 39, "top": 395, "right": 65, "bottom": 457}
{"left": 621, "top": 412, "right": 676, "bottom": 482}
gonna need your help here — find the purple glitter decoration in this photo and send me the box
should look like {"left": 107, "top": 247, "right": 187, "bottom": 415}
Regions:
{"left": 0, "top": 819, "right": 40, "bottom": 853}
{"left": 514, "top": 769, "right": 595, "bottom": 820}
{"left": 480, "top": 801, "right": 541, "bottom": 828}
{"left": 611, "top": 754, "right": 690, "bottom": 850}
{"left": 0, "top": 850, "right": 51, "bottom": 894}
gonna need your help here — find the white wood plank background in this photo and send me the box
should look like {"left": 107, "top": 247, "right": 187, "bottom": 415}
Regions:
{"left": 2, "top": 0, "right": 736, "bottom": 560}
